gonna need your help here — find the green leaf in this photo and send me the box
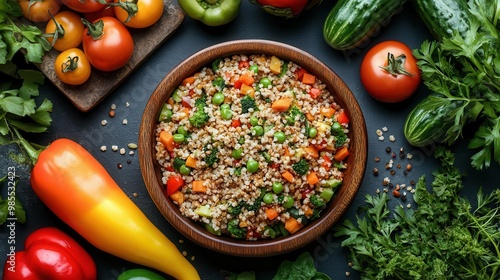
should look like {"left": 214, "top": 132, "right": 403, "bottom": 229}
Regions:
{"left": 0, "top": 200, "right": 7, "bottom": 225}
{"left": 18, "top": 69, "right": 45, "bottom": 100}
{"left": 14, "top": 197, "right": 26, "bottom": 223}
{"left": 0, "top": 95, "right": 26, "bottom": 116}
{"left": 30, "top": 98, "right": 52, "bottom": 126}
{"left": 8, "top": 118, "right": 48, "bottom": 133}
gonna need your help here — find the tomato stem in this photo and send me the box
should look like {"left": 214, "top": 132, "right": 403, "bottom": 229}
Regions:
{"left": 81, "top": 18, "right": 105, "bottom": 40}
{"left": 380, "top": 52, "right": 414, "bottom": 77}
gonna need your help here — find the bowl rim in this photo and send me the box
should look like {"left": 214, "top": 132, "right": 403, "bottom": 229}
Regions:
{"left": 139, "top": 39, "right": 367, "bottom": 257}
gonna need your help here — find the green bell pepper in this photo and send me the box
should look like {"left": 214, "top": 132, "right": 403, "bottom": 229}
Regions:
{"left": 117, "top": 268, "right": 167, "bottom": 280}
{"left": 178, "top": 0, "right": 242, "bottom": 26}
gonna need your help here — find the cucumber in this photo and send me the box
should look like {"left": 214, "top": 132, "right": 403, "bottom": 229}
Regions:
{"left": 412, "top": 0, "right": 473, "bottom": 40}
{"left": 403, "top": 95, "right": 464, "bottom": 147}
{"left": 323, "top": 0, "right": 407, "bottom": 50}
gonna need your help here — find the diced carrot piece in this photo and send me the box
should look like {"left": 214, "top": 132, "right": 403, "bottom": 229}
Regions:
{"left": 302, "top": 73, "right": 316, "bottom": 85}
{"left": 283, "top": 146, "right": 292, "bottom": 157}
{"left": 231, "top": 119, "right": 241, "bottom": 128}
{"left": 304, "top": 145, "right": 319, "bottom": 158}
{"left": 186, "top": 155, "right": 198, "bottom": 169}
{"left": 182, "top": 107, "right": 190, "bottom": 119}
{"left": 271, "top": 98, "right": 292, "bottom": 112}
{"left": 321, "top": 154, "right": 332, "bottom": 170}
{"left": 167, "top": 98, "right": 174, "bottom": 107}
{"left": 270, "top": 56, "right": 281, "bottom": 74}
{"left": 321, "top": 107, "right": 336, "bottom": 118}
{"left": 159, "top": 131, "right": 175, "bottom": 152}
{"left": 240, "top": 83, "right": 255, "bottom": 98}
{"left": 305, "top": 112, "right": 314, "bottom": 122}
{"left": 334, "top": 146, "right": 349, "bottom": 162}
{"left": 265, "top": 208, "right": 279, "bottom": 220}
{"left": 182, "top": 76, "right": 195, "bottom": 86}
{"left": 238, "top": 60, "right": 250, "bottom": 69}
{"left": 282, "top": 171, "right": 294, "bottom": 183}
{"left": 284, "top": 217, "right": 303, "bottom": 234}
{"left": 169, "top": 190, "right": 184, "bottom": 204}
{"left": 306, "top": 171, "right": 319, "bottom": 185}
{"left": 337, "top": 110, "right": 349, "bottom": 124}
{"left": 304, "top": 207, "right": 314, "bottom": 217}
{"left": 238, "top": 72, "right": 254, "bottom": 86}
{"left": 192, "top": 180, "right": 207, "bottom": 193}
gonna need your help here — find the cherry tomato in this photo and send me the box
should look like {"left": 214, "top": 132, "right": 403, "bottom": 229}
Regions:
{"left": 81, "top": 16, "right": 134, "bottom": 71}
{"left": 360, "top": 40, "right": 421, "bottom": 103}
{"left": 60, "top": 0, "right": 106, "bottom": 13}
{"left": 18, "top": 0, "right": 61, "bottom": 22}
{"left": 166, "top": 175, "right": 184, "bottom": 196}
{"left": 113, "top": 0, "right": 163, "bottom": 28}
{"left": 54, "top": 48, "right": 91, "bottom": 85}
{"left": 45, "top": 11, "right": 85, "bottom": 51}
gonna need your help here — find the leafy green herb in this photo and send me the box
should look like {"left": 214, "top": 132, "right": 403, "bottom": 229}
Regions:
{"left": 334, "top": 147, "right": 500, "bottom": 279}
{"left": 0, "top": 0, "right": 51, "bottom": 64}
{"left": 0, "top": 176, "right": 27, "bottom": 225}
{"left": 408, "top": 0, "right": 500, "bottom": 169}
{"left": 272, "top": 252, "right": 331, "bottom": 280}
{"left": 0, "top": 62, "right": 52, "bottom": 166}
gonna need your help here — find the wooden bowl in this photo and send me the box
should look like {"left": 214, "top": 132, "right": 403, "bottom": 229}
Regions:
{"left": 139, "top": 40, "right": 367, "bottom": 257}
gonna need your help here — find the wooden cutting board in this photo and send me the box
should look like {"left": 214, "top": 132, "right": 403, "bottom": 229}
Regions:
{"left": 36, "top": 0, "right": 185, "bottom": 112}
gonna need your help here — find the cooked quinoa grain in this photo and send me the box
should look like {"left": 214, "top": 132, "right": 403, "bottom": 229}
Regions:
{"left": 155, "top": 54, "right": 350, "bottom": 240}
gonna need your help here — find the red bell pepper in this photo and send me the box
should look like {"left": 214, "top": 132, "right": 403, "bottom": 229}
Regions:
{"left": 3, "top": 227, "right": 96, "bottom": 280}
{"left": 249, "top": 0, "right": 322, "bottom": 18}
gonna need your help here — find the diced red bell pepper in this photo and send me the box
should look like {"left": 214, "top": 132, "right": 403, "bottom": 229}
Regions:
{"left": 309, "top": 87, "right": 321, "bottom": 99}
{"left": 166, "top": 175, "right": 184, "bottom": 196}
{"left": 231, "top": 119, "right": 241, "bottom": 128}
{"left": 238, "top": 60, "right": 250, "bottom": 69}
{"left": 337, "top": 110, "right": 350, "bottom": 124}
{"left": 234, "top": 80, "right": 242, "bottom": 89}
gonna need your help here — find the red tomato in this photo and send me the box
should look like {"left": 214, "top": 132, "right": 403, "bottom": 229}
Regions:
{"left": 18, "top": 0, "right": 61, "bottom": 22}
{"left": 360, "top": 41, "right": 421, "bottom": 103}
{"left": 60, "top": 0, "right": 106, "bottom": 13}
{"left": 113, "top": 0, "right": 163, "bottom": 28}
{"left": 81, "top": 17, "right": 134, "bottom": 71}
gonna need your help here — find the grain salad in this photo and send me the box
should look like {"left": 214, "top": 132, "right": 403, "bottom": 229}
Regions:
{"left": 155, "top": 54, "right": 350, "bottom": 240}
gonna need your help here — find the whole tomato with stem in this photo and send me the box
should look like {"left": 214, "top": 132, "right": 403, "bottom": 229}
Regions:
{"left": 18, "top": 0, "right": 61, "bottom": 22}
{"left": 112, "top": 0, "right": 164, "bottom": 28}
{"left": 83, "top": 5, "right": 116, "bottom": 22}
{"left": 45, "top": 10, "right": 85, "bottom": 51}
{"left": 81, "top": 17, "right": 134, "bottom": 71}
{"left": 54, "top": 48, "right": 91, "bottom": 85}
{"left": 360, "top": 40, "right": 421, "bottom": 103}
{"left": 60, "top": 0, "right": 106, "bottom": 13}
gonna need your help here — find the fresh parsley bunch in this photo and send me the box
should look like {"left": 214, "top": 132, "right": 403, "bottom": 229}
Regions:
{"left": 406, "top": 0, "right": 500, "bottom": 170}
{"left": 334, "top": 147, "right": 500, "bottom": 279}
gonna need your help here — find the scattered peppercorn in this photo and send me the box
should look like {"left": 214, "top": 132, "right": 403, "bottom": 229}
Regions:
{"left": 390, "top": 170, "right": 396, "bottom": 176}
{"left": 117, "top": 163, "right": 123, "bottom": 169}
{"left": 385, "top": 147, "right": 391, "bottom": 153}
{"left": 374, "top": 157, "right": 380, "bottom": 162}
{"left": 392, "top": 190, "right": 401, "bottom": 198}
{"left": 373, "top": 168, "right": 379, "bottom": 176}
{"left": 109, "top": 110, "right": 115, "bottom": 117}
{"left": 127, "top": 159, "right": 132, "bottom": 164}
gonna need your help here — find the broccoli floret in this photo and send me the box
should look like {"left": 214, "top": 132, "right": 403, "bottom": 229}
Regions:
{"left": 172, "top": 157, "right": 185, "bottom": 171}
{"left": 285, "top": 105, "right": 303, "bottom": 125}
{"left": 227, "top": 201, "right": 244, "bottom": 216}
{"left": 204, "top": 147, "right": 219, "bottom": 167}
{"left": 227, "top": 219, "right": 247, "bottom": 239}
{"left": 212, "top": 76, "right": 226, "bottom": 90}
{"left": 292, "top": 158, "right": 309, "bottom": 176}
{"left": 310, "top": 195, "right": 325, "bottom": 208}
{"left": 211, "top": 58, "right": 222, "bottom": 71}
{"left": 241, "top": 95, "right": 258, "bottom": 113}
{"left": 189, "top": 94, "right": 209, "bottom": 128}
{"left": 331, "top": 121, "right": 347, "bottom": 148}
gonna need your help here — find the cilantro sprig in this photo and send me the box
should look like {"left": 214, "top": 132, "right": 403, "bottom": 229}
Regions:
{"left": 334, "top": 147, "right": 500, "bottom": 279}
{"left": 409, "top": 0, "right": 500, "bottom": 170}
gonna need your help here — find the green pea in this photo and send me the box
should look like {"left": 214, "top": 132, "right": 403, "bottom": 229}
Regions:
{"left": 249, "top": 116, "right": 259, "bottom": 126}
{"left": 212, "top": 92, "right": 225, "bottom": 105}
{"left": 246, "top": 158, "right": 259, "bottom": 173}
{"left": 231, "top": 148, "right": 243, "bottom": 159}
{"left": 249, "top": 64, "right": 259, "bottom": 74}
{"left": 173, "top": 133, "right": 185, "bottom": 143}
{"left": 179, "top": 164, "right": 191, "bottom": 175}
{"left": 220, "top": 103, "right": 231, "bottom": 111}
{"left": 282, "top": 196, "right": 294, "bottom": 208}
{"left": 177, "top": 125, "right": 187, "bottom": 136}
{"left": 259, "top": 77, "right": 271, "bottom": 88}
{"left": 221, "top": 109, "right": 233, "bottom": 120}
{"left": 273, "top": 131, "right": 286, "bottom": 143}
{"left": 309, "top": 127, "right": 318, "bottom": 138}
{"left": 272, "top": 182, "right": 283, "bottom": 194}
{"left": 251, "top": 125, "right": 264, "bottom": 136}
{"left": 263, "top": 193, "right": 273, "bottom": 204}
